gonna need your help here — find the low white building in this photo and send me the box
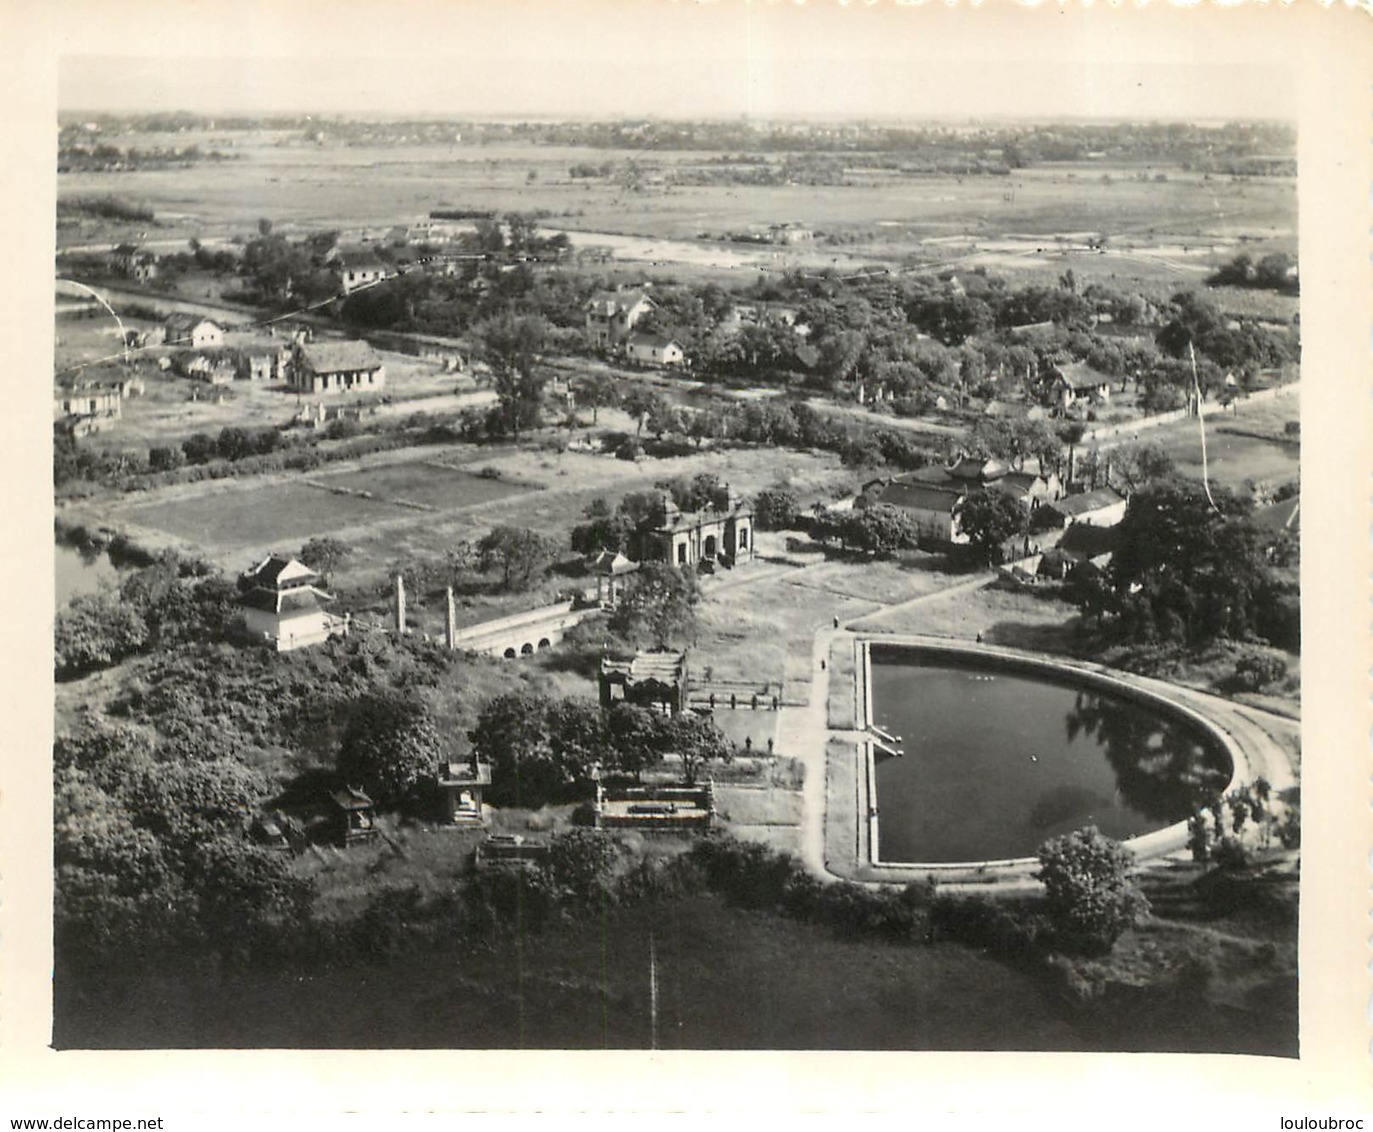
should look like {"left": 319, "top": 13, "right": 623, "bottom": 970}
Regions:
{"left": 164, "top": 315, "right": 226, "bottom": 350}
{"left": 1044, "top": 487, "right": 1127, "bottom": 529}
{"left": 289, "top": 340, "right": 386, "bottom": 394}
{"left": 237, "top": 555, "right": 341, "bottom": 652}
{"left": 625, "top": 333, "right": 685, "bottom": 367}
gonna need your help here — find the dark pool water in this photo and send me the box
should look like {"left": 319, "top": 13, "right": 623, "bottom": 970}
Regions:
{"left": 55, "top": 542, "right": 124, "bottom": 608}
{"left": 869, "top": 649, "right": 1231, "bottom": 864}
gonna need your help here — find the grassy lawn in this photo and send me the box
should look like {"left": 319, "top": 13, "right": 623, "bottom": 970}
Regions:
{"left": 119, "top": 479, "right": 414, "bottom": 553}
{"left": 85, "top": 441, "right": 851, "bottom": 579}
{"left": 851, "top": 582, "right": 1084, "bottom": 652}
{"left": 314, "top": 461, "right": 538, "bottom": 511}
{"left": 693, "top": 569, "right": 877, "bottom": 695}
{"left": 782, "top": 553, "right": 964, "bottom": 606}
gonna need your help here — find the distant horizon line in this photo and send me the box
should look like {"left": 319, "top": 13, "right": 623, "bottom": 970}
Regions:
{"left": 57, "top": 108, "right": 1296, "bottom": 127}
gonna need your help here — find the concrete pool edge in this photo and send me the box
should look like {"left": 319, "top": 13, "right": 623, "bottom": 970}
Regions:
{"left": 849, "top": 635, "right": 1251, "bottom": 879}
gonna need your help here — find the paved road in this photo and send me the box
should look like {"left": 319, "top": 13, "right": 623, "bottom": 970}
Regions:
{"left": 774, "top": 625, "right": 838, "bottom": 876}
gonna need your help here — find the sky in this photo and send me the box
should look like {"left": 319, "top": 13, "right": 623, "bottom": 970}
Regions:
{"left": 53, "top": 0, "right": 1297, "bottom": 122}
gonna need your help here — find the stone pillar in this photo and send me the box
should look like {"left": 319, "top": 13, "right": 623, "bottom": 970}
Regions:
{"left": 445, "top": 587, "right": 457, "bottom": 650}
{"left": 394, "top": 575, "right": 407, "bottom": 636}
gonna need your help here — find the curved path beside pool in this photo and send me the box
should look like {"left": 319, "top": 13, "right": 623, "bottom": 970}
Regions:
{"left": 775, "top": 627, "right": 1299, "bottom": 890}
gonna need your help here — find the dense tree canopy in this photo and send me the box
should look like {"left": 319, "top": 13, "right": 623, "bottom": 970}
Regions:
{"left": 477, "top": 525, "right": 558, "bottom": 591}
{"left": 958, "top": 489, "right": 1026, "bottom": 565}
{"left": 337, "top": 689, "right": 445, "bottom": 803}
{"left": 1106, "top": 480, "right": 1272, "bottom": 646}
{"left": 474, "top": 313, "right": 550, "bottom": 440}
{"left": 609, "top": 562, "right": 702, "bottom": 647}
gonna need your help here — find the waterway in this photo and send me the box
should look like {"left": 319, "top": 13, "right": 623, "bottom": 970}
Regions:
{"left": 868, "top": 649, "right": 1230, "bottom": 864}
{"left": 55, "top": 541, "right": 124, "bottom": 608}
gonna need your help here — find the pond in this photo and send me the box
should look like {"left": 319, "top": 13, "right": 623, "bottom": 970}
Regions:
{"left": 55, "top": 541, "right": 125, "bottom": 608}
{"left": 868, "top": 647, "right": 1231, "bottom": 864}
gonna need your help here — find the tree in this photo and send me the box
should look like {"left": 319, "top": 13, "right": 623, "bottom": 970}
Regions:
{"left": 661, "top": 472, "right": 723, "bottom": 512}
{"left": 753, "top": 486, "right": 801, "bottom": 531}
{"left": 846, "top": 504, "right": 919, "bottom": 558}
{"left": 477, "top": 525, "right": 556, "bottom": 591}
{"left": 620, "top": 386, "right": 662, "bottom": 437}
{"left": 337, "top": 689, "right": 444, "bottom": 804}
{"left": 609, "top": 562, "right": 702, "bottom": 647}
{"left": 55, "top": 592, "right": 150, "bottom": 679}
{"left": 299, "top": 536, "right": 351, "bottom": 578}
{"left": 543, "top": 829, "right": 617, "bottom": 901}
{"left": 546, "top": 698, "right": 606, "bottom": 784}
{"left": 469, "top": 691, "right": 577, "bottom": 809}
{"left": 666, "top": 711, "right": 733, "bottom": 786}
{"left": 1156, "top": 290, "right": 1225, "bottom": 361}
{"left": 574, "top": 372, "right": 619, "bottom": 424}
{"left": 122, "top": 757, "right": 269, "bottom": 847}
{"left": 604, "top": 702, "right": 666, "bottom": 781}
{"left": 570, "top": 499, "right": 634, "bottom": 556}
{"left": 957, "top": 489, "right": 1025, "bottom": 565}
{"left": 147, "top": 445, "right": 184, "bottom": 473}
{"left": 181, "top": 433, "right": 218, "bottom": 465}
{"left": 1035, "top": 826, "right": 1149, "bottom": 955}
{"left": 1106, "top": 442, "right": 1175, "bottom": 493}
{"left": 1108, "top": 480, "right": 1266, "bottom": 646}
{"left": 474, "top": 313, "right": 550, "bottom": 440}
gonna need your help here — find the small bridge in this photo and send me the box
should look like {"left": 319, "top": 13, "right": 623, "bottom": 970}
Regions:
{"left": 449, "top": 599, "right": 601, "bottom": 659}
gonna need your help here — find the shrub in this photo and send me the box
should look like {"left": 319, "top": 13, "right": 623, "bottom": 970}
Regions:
{"left": 324, "top": 418, "right": 361, "bottom": 440}
{"left": 930, "top": 895, "right": 1047, "bottom": 961}
{"left": 1035, "top": 826, "right": 1149, "bottom": 956}
{"left": 1231, "top": 652, "right": 1288, "bottom": 692}
{"left": 543, "top": 829, "right": 618, "bottom": 902}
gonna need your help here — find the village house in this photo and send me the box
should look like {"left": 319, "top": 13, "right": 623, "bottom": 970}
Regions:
{"left": 172, "top": 348, "right": 237, "bottom": 384}
{"left": 289, "top": 340, "right": 386, "bottom": 394}
{"left": 630, "top": 488, "right": 754, "bottom": 570}
{"left": 164, "top": 315, "right": 226, "bottom": 350}
{"left": 584, "top": 288, "right": 656, "bottom": 349}
{"left": 1035, "top": 522, "right": 1118, "bottom": 582}
{"left": 599, "top": 649, "right": 690, "bottom": 716}
{"left": 720, "top": 302, "right": 805, "bottom": 336}
{"left": 1047, "top": 361, "right": 1113, "bottom": 412}
{"left": 624, "top": 332, "right": 686, "bottom": 368}
{"left": 1043, "top": 486, "right": 1127, "bottom": 530}
{"left": 112, "top": 243, "right": 158, "bottom": 283}
{"left": 237, "top": 554, "right": 342, "bottom": 652}
{"left": 335, "top": 249, "right": 390, "bottom": 294}
{"left": 862, "top": 472, "right": 968, "bottom": 544}
{"left": 861, "top": 457, "right": 1062, "bottom": 546}
{"left": 237, "top": 345, "right": 287, "bottom": 382}
{"left": 53, "top": 382, "right": 122, "bottom": 435}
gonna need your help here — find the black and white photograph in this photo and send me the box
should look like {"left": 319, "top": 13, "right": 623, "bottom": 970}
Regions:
{"left": 4, "top": 0, "right": 1371, "bottom": 1121}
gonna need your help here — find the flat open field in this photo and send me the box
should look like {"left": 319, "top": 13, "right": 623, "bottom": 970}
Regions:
{"left": 91, "top": 443, "right": 853, "bottom": 577}
{"left": 59, "top": 137, "right": 1295, "bottom": 289}
{"left": 113, "top": 458, "right": 537, "bottom": 556}
{"left": 119, "top": 480, "right": 414, "bottom": 553}
{"left": 315, "top": 461, "right": 535, "bottom": 513}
